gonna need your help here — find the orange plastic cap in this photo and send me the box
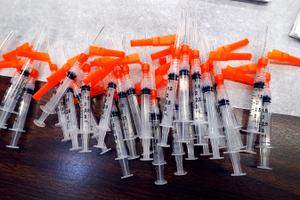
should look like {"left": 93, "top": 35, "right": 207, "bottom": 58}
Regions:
{"left": 210, "top": 51, "right": 252, "bottom": 61}
{"left": 33, "top": 81, "right": 57, "bottom": 100}
{"left": 89, "top": 46, "right": 125, "bottom": 58}
{"left": 122, "top": 53, "right": 140, "bottom": 64}
{"left": 217, "top": 38, "right": 249, "bottom": 52}
{"left": 222, "top": 69, "right": 254, "bottom": 86}
{"left": 130, "top": 34, "right": 176, "bottom": 47}
{"left": 151, "top": 46, "right": 173, "bottom": 60}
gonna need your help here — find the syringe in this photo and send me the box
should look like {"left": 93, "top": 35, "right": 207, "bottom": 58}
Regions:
{"left": 122, "top": 64, "right": 142, "bottom": 137}
{"left": 140, "top": 62, "right": 153, "bottom": 161}
{"left": 79, "top": 64, "right": 93, "bottom": 153}
{"left": 215, "top": 73, "right": 246, "bottom": 176}
{"left": 257, "top": 74, "right": 272, "bottom": 170}
{"left": 64, "top": 88, "right": 81, "bottom": 151}
{"left": 201, "top": 63, "right": 224, "bottom": 160}
{"left": 172, "top": 103, "right": 187, "bottom": 176}
{"left": 244, "top": 58, "right": 269, "bottom": 154}
{"left": 190, "top": 49, "right": 211, "bottom": 156}
{"left": 151, "top": 90, "right": 167, "bottom": 185}
{"left": 159, "top": 48, "right": 181, "bottom": 147}
{"left": 114, "top": 68, "right": 139, "bottom": 160}
{"left": 110, "top": 103, "right": 133, "bottom": 179}
{"left": 175, "top": 44, "right": 193, "bottom": 143}
{"left": 94, "top": 81, "right": 116, "bottom": 154}
{"left": 6, "top": 68, "right": 39, "bottom": 149}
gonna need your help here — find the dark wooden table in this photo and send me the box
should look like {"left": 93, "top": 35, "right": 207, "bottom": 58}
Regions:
{"left": 0, "top": 76, "right": 299, "bottom": 200}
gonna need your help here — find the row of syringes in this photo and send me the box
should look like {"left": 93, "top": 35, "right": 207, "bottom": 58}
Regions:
{"left": 1, "top": 25, "right": 300, "bottom": 185}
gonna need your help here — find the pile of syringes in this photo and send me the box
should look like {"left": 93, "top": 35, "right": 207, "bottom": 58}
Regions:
{"left": 1, "top": 19, "right": 300, "bottom": 185}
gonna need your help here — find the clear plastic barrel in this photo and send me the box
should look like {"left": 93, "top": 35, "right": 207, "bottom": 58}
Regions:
{"left": 127, "top": 93, "right": 142, "bottom": 136}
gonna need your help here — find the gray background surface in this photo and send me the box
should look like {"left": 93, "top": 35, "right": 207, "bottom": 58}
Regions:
{"left": 0, "top": 0, "right": 299, "bottom": 116}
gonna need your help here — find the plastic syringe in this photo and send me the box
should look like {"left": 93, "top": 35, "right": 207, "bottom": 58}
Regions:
{"left": 257, "top": 74, "right": 272, "bottom": 170}
{"left": 158, "top": 47, "right": 181, "bottom": 147}
{"left": 6, "top": 68, "right": 39, "bottom": 149}
{"left": 190, "top": 49, "right": 211, "bottom": 156}
{"left": 78, "top": 64, "right": 93, "bottom": 153}
{"left": 110, "top": 103, "right": 133, "bottom": 179}
{"left": 114, "top": 68, "right": 139, "bottom": 160}
{"left": 64, "top": 88, "right": 81, "bottom": 151}
{"left": 215, "top": 73, "right": 246, "bottom": 176}
{"left": 244, "top": 57, "right": 269, "bottom": 154}
{"left": 151, "top": 90, "right": 167, "bottom": 185}
{"left": 174, "top": 44, "right": 193, "bottom": 142}
{"left": 172, "top": 103, "right": 187, "bottom": 176}
{"left": 122, "top": 64, "right": 142, "bottom": 137}
{"left": 140, "top": 62, "right": 153, "bottom": 161}
{"left": 201, "top": 63, "right": 224, "bottom": 160}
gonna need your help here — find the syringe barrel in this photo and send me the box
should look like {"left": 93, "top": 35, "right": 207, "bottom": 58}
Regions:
{"left": 127, "top": 92, "right": 142, "bottom": 135}
{"left": 118, "top": 96, "right": 136, "bottom": 139}
{"left": 219, "top": 104, "right": 243, "bottom": 152}
{"left": 153, "top": 144, "right": 166, "bottom": 165}
{"left": 140, "top": 90, "right": 152, "bottom": 138}
{"left": 229, "top": 152, "right": 246, "bottom": 176}
{"left": 174, "top": 154, "right": 187, "bottom": 176}
{"left": 160, "top": 75, "right": 178, "bottom": 127}
{"left": 43, "top": 65, "right": 82, "bottom": 115}
{"left": 204, "top": 91, "right": 221, "bottom": 138}
{"left": 194, "top": 123, "right": 207, "bottom": 145}
{"left": 11, "top": 89, "right": 33, "bottom": 132}
{"left": 111, "top": 111, "right": 128, "bottom": 158}
{"left": 7, "top": 131, "right": 22, "bottom": 149}
{"left": 258, "top": 146, "right": 272, "bottom": 169}
{"left": 247, "top": 88, "right": 264, "bottom": 134}
{"left": 65, "top": 89, "right": 79, "bottom": 134}
{"left": 178, "top": 71, "right": 190, "bottom": 121}
{"left": 191, "top": 73, "right": 206, "bottom": 122}
{"left": 186, "top": 140, "right": 198, "bottom": 160}
{"left": 42, "top": 77, "right": 74, "bottom": 115}
{"left": 80, "top": 85, "right": 91, "bottom": 133}
{"left": 1, "top": 73, "right": 29, "bottom": 114}
{"left": 259, "top": 101, "right": 271, "bottom": 141}
{"left": 98, "top": 82, "right": 116, "bottom": 131}
{"left": 118, "top": 158, "right": 133, "bottom": 179}
{"left": 154, "top": 165, "right": 167, "bottom": 185}
{"left": 57, "top": 98, "right": 69, "bottom": 141}
{"left": 125, "top": 139, "right": 139, "bottom": 159}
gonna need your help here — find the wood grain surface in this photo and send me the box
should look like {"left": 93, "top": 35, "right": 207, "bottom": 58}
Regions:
{"left": 0, "top": 76, "right": 299, "bottom": 200}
